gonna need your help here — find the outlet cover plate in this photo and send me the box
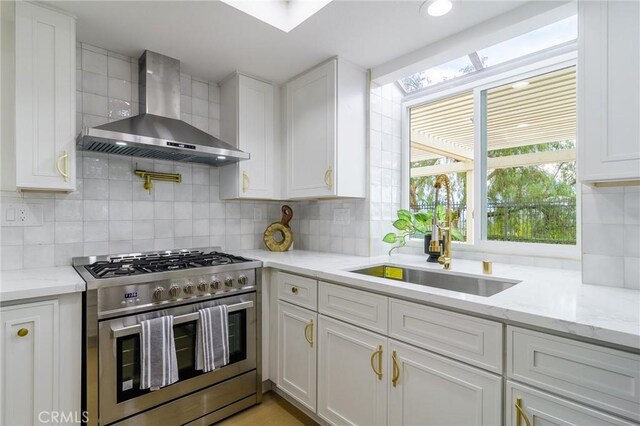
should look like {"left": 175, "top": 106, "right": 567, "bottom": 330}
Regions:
{"left": 1, "top": 203, "right": 44, "bottom": 227}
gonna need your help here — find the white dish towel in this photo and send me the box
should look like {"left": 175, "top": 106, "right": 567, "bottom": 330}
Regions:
{"left": 139, "top": 315, "right": 179, "bottom": 391}
{"left": 196, "top": 305, "right": 229, "bottom": 372}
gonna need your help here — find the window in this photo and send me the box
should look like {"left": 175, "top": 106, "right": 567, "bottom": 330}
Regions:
{"left": 482, "top": 67, "right": 577, "bottom": 244}
{"left": 403, "top": 17, "right": 578, "bottom": 250}
{"left": 398, "top": 15, "right": 577, "bottom": 95}
{"left": 409, "top": 92, "right": 473, "bottom": 242}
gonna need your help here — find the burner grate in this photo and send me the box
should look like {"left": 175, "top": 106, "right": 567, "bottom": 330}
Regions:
{"left": 85, "top": 250, "right": 252, "bottom": 279}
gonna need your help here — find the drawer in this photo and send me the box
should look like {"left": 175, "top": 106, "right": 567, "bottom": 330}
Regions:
{"left": 389, "top": 298, "right": 502, "bottom": 373}
{"left": 318, "top": 282, "right": 388, "bottom": 334}
{"left": 277, "top": 272, "right": 317, "bottom": 310}
{"left": 506, "top": 381, "right": 635, "bottom": 426}
{"left": 508, "top": 326, "right": 640, "bottom": 422}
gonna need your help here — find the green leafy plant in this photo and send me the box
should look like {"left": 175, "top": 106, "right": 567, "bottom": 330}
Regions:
{"left": 383, "top": 207, "right": 464, "bottom": 254}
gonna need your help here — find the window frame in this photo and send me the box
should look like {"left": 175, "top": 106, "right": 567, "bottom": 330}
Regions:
{"left": 401, "top": 49, "right": 580, "bottom": 260}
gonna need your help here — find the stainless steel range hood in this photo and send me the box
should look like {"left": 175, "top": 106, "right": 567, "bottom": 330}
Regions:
{"left": 77, "top": 51, "right": 249, "bottom": 166}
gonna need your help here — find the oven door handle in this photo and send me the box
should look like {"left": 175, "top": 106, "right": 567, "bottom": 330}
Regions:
{"left": 110, "top": 301, "right": 254, "bottom": 339}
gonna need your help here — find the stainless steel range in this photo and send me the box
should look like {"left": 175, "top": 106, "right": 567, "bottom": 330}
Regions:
{"left": 73, "top": 248, "right": 262, "bottom": 426}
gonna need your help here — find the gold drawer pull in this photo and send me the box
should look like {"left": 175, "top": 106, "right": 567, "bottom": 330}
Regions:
{"left": 17, "top": 328, "right": 29, "bottom": 337}
{"left": 370, "top": 345, "right": 383, "bottom": 380}
{"left": 304, "top": 320, "right": 314, "bottom": 347}
{"left": 515, "top": 397, "right": 531, "bottom": 426}
{"left": 242, "top": 172, "right": 249, "bottom": 192}
{"left": 324, "top": 166, "right": 333, "bottom": 190}
{"left": 56, "top": 151, "right": 69, "bottom": 182}
{"left": 392, "top": 350, "right": 400, "bottom": 387}
{"left": 291, "top": 287, "right": 298, "bottom": 294}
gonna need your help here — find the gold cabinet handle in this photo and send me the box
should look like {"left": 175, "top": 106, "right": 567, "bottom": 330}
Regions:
{"left": 515, "top": 397, "right": 531, "bottom": 426}
{"left": 17, "top": 328, "right": 29, "bottom": 337}
{"left": 324, "top": 166, "right": 333, "bottom": 190}
{"left": 242, "top": 172, "right": 249, "bottom": 192}
{"left": 392, "top": 350, "right": 400, "bottom": 387}
{"left": 291, "top": 287, "right": 298, "bottom": 294}
{"left": 370, "top": 345, "right": 383, "bottom": 380}
{"left": 56, "top": 151, "right": 69, "bottom": 182}
{"left": 304, "top": 320, "right": 314, "bottom": 347}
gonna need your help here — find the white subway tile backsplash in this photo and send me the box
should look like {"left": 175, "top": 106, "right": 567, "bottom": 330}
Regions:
{"left": 132, "top": 201, "right": 154, "bottom": 220}
{"left": 84, "top": 221, "right": 108, "bottom": 242}
{"left": 624, "top": 190, "right": 640, "bottom": 225}
{"left": 154, "top": 201, "right": 174, "bottom": 220}
{"left": 55, "top": 222, "right": 83, "bottom": 244}
{"left": 83, "top": 200, "right": 109, "bottom": 221}
{"left": 109, "top": 201, "right": 132, "bottom": 220}
{"left": 132, "top": 221, "right": 154, "bottom": 240}
{"left": 55, "top": 200, "right": 83, "bottom": 222}
{"left": 83, "top": 93, "right": 108, "bottom": 117}
{"left": 192, "top": 79, "right": 209, "bottom": 100}
{"left": 108, "top": 78, "right": 132, "bottom": 101}
{"left": 24, "top": 223, "right": 55, "bottom": 245}
{"left": 154, "top": 220, "right": 173, "bottom": 238}
{"left": 82, "top": 49, "right": 107, "bottom": 75}
{"left": 109, "top": 180, "right": 132, "bottom": 201}
{"left": 583, "top": 254, "right": 624, "bottom": 287}
{"left": 624, "top": 257, "right": 640, "bottom": 289}
{"left": 107, "top": 56, "right": 131, "bottom": 81}
{"left": 82, "top": 71, "right": 108, "bottom": 96}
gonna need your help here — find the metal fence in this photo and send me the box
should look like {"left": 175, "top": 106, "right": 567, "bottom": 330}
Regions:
{"left": 411, "top": 198, "right": 576, "bottom": 245}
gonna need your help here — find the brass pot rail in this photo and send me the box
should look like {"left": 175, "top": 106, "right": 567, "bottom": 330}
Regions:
{"left": 135, "top": 169, "right": 182, "bottom": 194}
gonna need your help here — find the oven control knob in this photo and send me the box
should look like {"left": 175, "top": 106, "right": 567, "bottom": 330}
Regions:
{"left": 169, "top": 285, "right": 181, "bottom": 297}
{"left": 238, "top": 275, "right": 248, "bottom": 286}
{"left": 184, "top": 283, "right": 195, "bottom": 294}
{"left": 153, "top": 287, "right": 166, "bottom": 301}
{"left": 197, "top": 281, "right": 208, "bottom": 292}
{"left": 224, "top": 277, "right": 234, "bottom": 288}
{"left": 211, "top": 280, "right": 221, "bottom": 290}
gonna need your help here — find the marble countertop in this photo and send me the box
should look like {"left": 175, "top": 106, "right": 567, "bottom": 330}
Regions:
{"left": 0, "top": 266, "right": 86, "bottom": 303}
{"left": 235, "top": 249, "right": 640, "bottom": 350}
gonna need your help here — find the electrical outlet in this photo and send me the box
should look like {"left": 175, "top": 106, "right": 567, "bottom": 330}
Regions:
{"left": 1, "top": 203, "right": 44, "bottom": 227}
{"left": 333, "top": 208, "right": 350, "bottom": 225}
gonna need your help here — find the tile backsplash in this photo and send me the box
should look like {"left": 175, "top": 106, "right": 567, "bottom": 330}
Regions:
{"left": 0, "top": 42, "right": 280, "bottom": 270}
{"left": 582, "top": 185, "right": 640, "bottom": 289}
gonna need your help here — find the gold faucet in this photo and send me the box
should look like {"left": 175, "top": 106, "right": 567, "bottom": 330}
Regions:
{"left": 428, "top": 174, "right": 453, "bottom": 270}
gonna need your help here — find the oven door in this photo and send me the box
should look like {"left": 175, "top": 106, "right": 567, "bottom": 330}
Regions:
{"left": 98, "top": 292, "right": 256, "bottom": 425}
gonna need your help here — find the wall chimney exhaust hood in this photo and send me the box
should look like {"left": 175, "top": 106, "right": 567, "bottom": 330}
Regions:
{"left": 77, "top": 51, "right": 249, "bottom": 166}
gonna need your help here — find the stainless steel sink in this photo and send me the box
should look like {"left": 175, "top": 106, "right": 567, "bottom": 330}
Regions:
{"left": 350, "top": 264, "right": 520, "bottom": 297}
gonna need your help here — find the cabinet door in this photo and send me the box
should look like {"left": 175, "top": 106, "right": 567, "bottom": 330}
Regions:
{"left": 506, "top": 382, "right": 635, "bottom": 426}
{"left": 579, "top": 0, "right": 640, "bottom": 182}
{"left": 389, "top": 340, "right": 501, "bottom": 426}
{"left": 15, "top": 2, "right": 76, "bottom": 191}
{"left": 286, "top": 60, "right": 336, "bottom": 198}
{"left": 277, "top": 302, "right": 317, "bottom": 411}
{"left": 238, "top": 75, "right": 274, "bottom": 198}
{"left": 0, "top": 299, "right": 58, "bottom": 425}
{"left": 317, "top": 315, "right": 387, "bottom": 426}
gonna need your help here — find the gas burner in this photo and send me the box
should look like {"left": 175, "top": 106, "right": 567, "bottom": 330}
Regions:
{"left": 85, "top": 250, "right": 253, "bottom": 279}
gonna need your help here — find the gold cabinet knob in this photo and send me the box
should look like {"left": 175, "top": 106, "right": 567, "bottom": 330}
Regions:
{"left": 17, "top": 328, "right": 29, "bottom": 337}
{"left": 291, "top": 287, "right": 298, "bottom": 294}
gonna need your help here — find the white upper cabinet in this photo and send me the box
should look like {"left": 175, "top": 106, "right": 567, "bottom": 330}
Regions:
{"left": 285, "top": 58, "right": 367, "bottom": 199}
{"left": 578, "top": 0, "right": 640, "bottom": 183}
{"left": 220, "top": 73, "right": 276, "bottom": 199}
{"left": 12, "top": 2, "right": 76, "bottom": 191}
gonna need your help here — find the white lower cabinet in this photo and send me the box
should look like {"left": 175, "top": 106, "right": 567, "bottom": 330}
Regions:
{"left": 317, "top": 315, "right": 387, "bottom": 426}
{"left": 0, "top": 293, "right": 81, "bottom": 426}
{"left": 389, "top": 340, "right": 502, "bottom": 426}
{"left": 507, "top": 382, "right": 635, "bottom": 426}
{"left": 277, "top": 301, "right": 317, "bottom": 412}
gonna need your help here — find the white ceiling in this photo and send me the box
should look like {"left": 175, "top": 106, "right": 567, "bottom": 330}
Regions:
{"left": 50, "top": 0, "right": 528, "bottom": 85}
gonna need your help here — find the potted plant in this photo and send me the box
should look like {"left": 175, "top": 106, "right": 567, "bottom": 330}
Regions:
{"left": 383, "top": 207, "right": 464, "bottom": 256}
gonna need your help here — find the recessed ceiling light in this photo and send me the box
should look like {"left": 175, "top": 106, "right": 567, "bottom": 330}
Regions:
{"left": 512, "top": 81, "right": 530, "bottom": 89}
{"left": 116, "top": 141, "right": 127, "bottom": 146}
{"left": 217, "top": 155, "right": 226, "bottom": 160}
{"left": 420, "top": 0, "right": 453, "bottom": 17}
